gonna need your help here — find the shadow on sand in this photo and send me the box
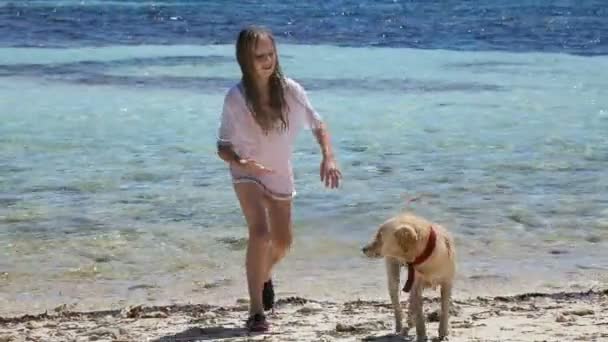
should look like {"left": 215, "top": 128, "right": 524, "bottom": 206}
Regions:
{"left": 152, "top": 326, "right": 250, "bottom": 341}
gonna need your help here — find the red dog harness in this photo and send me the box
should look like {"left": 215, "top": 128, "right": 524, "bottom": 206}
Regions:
{"left": 403, "top": 226, "right": 437, "bottom": 292}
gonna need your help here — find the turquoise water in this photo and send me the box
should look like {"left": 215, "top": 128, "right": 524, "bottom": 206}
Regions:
{"left": 1, "top": 44, "right": 607, "bottom": 316}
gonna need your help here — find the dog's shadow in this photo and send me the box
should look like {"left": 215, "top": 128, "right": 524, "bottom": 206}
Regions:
{"left": 362, "top": 333, "right": 413, "bottom": 342}
{"left": 364, "top": 335, "right": 445, "bottom": 342}
{"left": 152, "top": 326, "right": 249, "bottom": 341}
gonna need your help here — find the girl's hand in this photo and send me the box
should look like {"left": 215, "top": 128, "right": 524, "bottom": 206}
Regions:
{"left": 234, "top": 158, "right": 274, "bottom": 176}
{"left": 320, "top": 156, "right": 342, "bottom": 189}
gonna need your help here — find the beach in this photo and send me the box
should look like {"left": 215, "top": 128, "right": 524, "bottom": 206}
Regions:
{"left": 1, "top": 289, "right": 606, "bottom": 341}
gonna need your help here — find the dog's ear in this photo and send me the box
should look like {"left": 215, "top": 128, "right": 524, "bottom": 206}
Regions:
{"left": 394, "top": 225, "right": 418, "bottom": 251}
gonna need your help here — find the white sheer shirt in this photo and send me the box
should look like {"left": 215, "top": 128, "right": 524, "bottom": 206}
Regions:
{"left": 217, "top": 78, "right": 323, "bottom": 200}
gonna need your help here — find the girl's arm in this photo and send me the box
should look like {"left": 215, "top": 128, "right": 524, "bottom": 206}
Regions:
{"left": 217, "top": 143, "right": 240, "bottom": 164}
{"left": 312, "top": 123, "right": 335, "bottom": 160}
{"left": 313, "top": 123, "right": 342, "bottom": 188}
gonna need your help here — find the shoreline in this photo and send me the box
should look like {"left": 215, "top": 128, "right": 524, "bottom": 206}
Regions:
{"left": 1, "top": 288, "right": 606, "bottom": 342}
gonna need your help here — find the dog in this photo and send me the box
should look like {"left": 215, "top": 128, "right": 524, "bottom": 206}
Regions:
{"left": 362, "top": 213, "right": 455, "bottom": 341}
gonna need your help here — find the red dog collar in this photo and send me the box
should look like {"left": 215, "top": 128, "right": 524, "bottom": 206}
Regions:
{"left": 403, "top": 226, "right": 437, "bottom": 293}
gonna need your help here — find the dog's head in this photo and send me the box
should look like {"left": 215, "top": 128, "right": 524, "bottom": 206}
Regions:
{"left": 362, "top": 218, "right": 419, "bottom": 260}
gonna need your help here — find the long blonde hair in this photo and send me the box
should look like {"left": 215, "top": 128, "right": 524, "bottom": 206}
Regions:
{"left": 236, "top": 26, "right": 288, "bottom": 134}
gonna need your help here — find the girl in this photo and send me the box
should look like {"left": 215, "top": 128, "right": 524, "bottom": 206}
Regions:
{"left": 217, "top": 26, "right": 342, "bottom": 332}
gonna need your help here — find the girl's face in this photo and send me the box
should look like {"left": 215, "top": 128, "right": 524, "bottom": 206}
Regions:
{"left": 252, "top": 35, "right": 276, "bottom": 81}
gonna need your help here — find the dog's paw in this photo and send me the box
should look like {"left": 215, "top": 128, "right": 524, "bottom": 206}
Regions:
{"left": 416, "top": 335, "right": 428, "bottom": 342}
{"left": 436, "top": 329, "right": 449, "bottom": 341}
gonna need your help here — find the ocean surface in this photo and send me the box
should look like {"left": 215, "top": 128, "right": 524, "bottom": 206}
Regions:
{"left": 1, "top": 0, "right": 607, "bottom": 316}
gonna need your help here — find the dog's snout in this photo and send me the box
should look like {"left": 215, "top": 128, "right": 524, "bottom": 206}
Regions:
{"left": 362, "top": 244, "right": 381, "bottom": 258}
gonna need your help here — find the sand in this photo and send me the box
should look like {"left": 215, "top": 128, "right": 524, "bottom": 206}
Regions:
{"left": 1, "top": 288, "right": 606, "bottom": 342}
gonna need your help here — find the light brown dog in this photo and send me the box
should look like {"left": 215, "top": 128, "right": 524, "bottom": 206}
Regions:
{"left": 362, "top": 213, "right": 455, "bottom": 341}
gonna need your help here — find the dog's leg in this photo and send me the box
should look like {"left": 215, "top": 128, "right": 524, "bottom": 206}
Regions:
{"left": 385, "top": 257, "right": 403, "bottom": 334}
{"left": 411, "top": 280, "right": 426, "bottom": 342}
{"left": 438, "top": 282, "right": 452, "bottom": 340}
{"left": 407, "top": 281, "right": 416, "bottom": 332}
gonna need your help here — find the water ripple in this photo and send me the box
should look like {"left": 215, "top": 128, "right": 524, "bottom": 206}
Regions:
{"left": 0, "top": 1, "right": 606, "bottom": 55}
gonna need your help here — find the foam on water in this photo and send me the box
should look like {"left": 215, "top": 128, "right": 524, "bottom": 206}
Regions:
{"left": 1, "top": 44, "right": 607, "bottom": 316}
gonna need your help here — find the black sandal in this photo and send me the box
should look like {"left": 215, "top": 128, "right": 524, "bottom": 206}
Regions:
{"left": 246, "top": 313, "right": 269, "bottom": 332}
{"left": 262, "top": 279, "right": 275, "bottom": 311}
